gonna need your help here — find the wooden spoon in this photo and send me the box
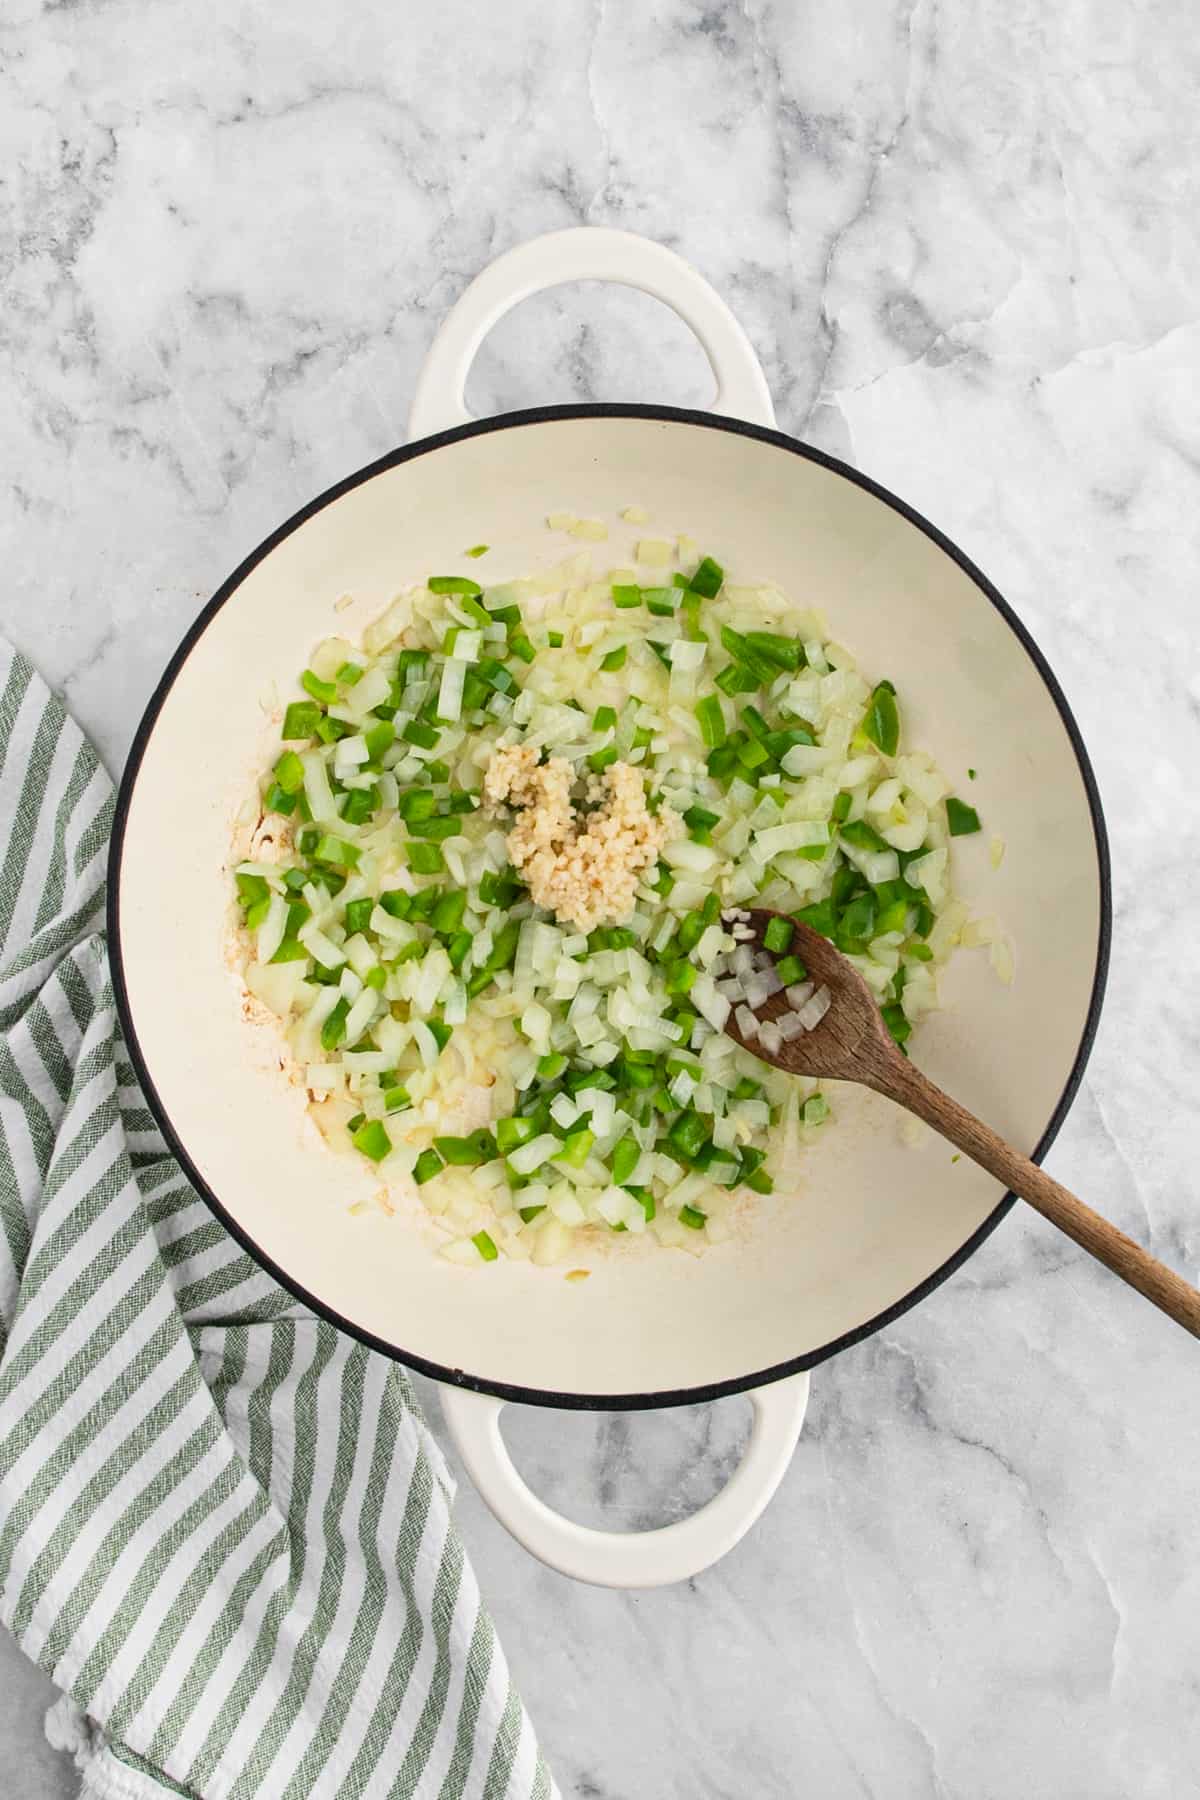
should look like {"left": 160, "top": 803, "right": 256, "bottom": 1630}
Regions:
{"left": 725, "top": 908, "right": 1200, "bottom": 1339}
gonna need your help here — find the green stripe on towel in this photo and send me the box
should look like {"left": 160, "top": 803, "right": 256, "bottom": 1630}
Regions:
{"left": 0, "top": 642, "right": 556, "bottom": 1800}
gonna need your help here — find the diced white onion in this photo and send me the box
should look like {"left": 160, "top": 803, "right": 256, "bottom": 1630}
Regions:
{"left": 508, "top": 1133, "right": 561, "bottom": 1176}
{"left": 301, "top": 751, "right": 338, "bottom": 822}
{"left": 343, "top": 989, "right": 379, "bottom": 1044}
{"left": 437, "top": 659, "right": 466, "bottom": 722}
{"left": 298, "top": 924, "right": 346, "bottom": 969}
{"left": 255, "top": 893, "right": 289, "bottom": 965}
{"left": 797, "top": 985, "right": 831, "bottom": 1030}
{"left": 735, "top": 1004, "right": 759, "bottom": 1039}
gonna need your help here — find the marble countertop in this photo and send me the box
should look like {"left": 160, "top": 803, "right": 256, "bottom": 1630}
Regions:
{"left": 4, "top": 1, "right": 1199, "bottom": 1794}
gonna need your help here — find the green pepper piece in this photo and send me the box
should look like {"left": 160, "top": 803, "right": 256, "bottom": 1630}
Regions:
{"left": 664, "top": 960, "right": 696, "bottom": 995}
{"left": 264, "top": 783, "right": 296, "bottom": 816}
{"left": 352, "top": 1119, "right": 392, "bottom": 1162}
{"left": 667, "top": 1109, "right": 709, "bottom": 1162}
{"left": 399, "top": 788, "right": 438, "bottom": 825}
{"left": 763, "top": 727, "right": 813, "bottom": 759}
{"left": 428, "top": 575, "right": 483, "bottom": 597}
{"left": 694, "top": 694, "right": 726, "bottom": 748}
{"left": 413, "top": 1147, "right": 445, "bottom": 1185}
{"left": 434, "top": 1131, "right": 498, "bottom": 1166}
{"left": 342, "top": 897, "right": 372, "bottom": 937}
{"left": 282, "top": 701, "right": 322, "bottom": 740}
{"left": 268, "top": 937, "right": 309, "bottom": 965}
{"left": 402, "top": 719, "right": 441, "bottom": 751}
{"left": 730, "top": 1079, "right": 762, "bottom": 1105}
{"left": 775, "top": 953, "right": 807, "bottom": 985}
{"left": 839, "top": 817, "right": 889, "bottom": 853}
{"left": 839, "top": 893, "right": 877, "bottom": 941}
{"left": 313, "top": 834, "right": 360, "bottom": 869}
{"left": 476, "top": 657, "right": 518, "bottom": 695}
{"left": 408, "top": 842, "right": 445, "bottom": 875}
{"left": 496, "top": 1116, "right": 538, "bottom": 1155}
{"left": 555, "top": 1126, "right": 595, "bottom": 1168}
{"left": 341, "top": 787, "right": 377, "bottom": 826}
{"left": 236, "top": 872, "right": 270, "bottom": 910}
{"left": 610, "top": 1137, "right": 641, "bottom": 1185}
{"left": 882, "top": 1002, "right": 912, "bottom": 1046}
{"left": 675, "top": 911, "right": 705, "bottom": 954}
{"left": 300, "top": 669, "right": 338, "bottom": 705}
{"left": 718, "top": 626, "right": 778, "bottom": 683}
{"left": 320, "top": 998, "right": 350, "bottom": 1051}
{"left": 946, "top": 797, "right": 982, "bottom": 836}
{"left": 862, "top": 680, "right": 900, "bottom": 757}
{"left": 763, "top": 915, "right": 793, "bottom": 955}
{"left": 625, "top": 1187, "right": 654, "bottom": 1222}
{"left": 735, "top": 737, "right": 770, "bottom": 772}
{"left": 683, "top": 805, "right": 720, "bottom": 837}
{"left": 478, "top": 867, "right": 524, "bottom": 908}
{"left": 687, "top": 555, "right": 724, "bottom": 598}
{"left": 363, "top": 720, "right": 395, "bottom": 762}
{"left": 796, "top": 898, "right": 837, "bottom": 940}
{"left": 715, "top": 661, "right": 760, "bottom": 697}
{"left": 432, "top": 889, "right": 467, "bottom": 934}
{"left": 273, "top": 750, "right": 306, "bottom": 795}
{"left": 406, "top": 813, "right": 459, "bottom": 842}
{"left": 743, "top": 631, "right": 803, "bottom": 671}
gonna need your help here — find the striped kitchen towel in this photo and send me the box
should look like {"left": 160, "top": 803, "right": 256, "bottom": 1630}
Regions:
{"left": 0, "top": 640, "right": 557, "bottom": 1800}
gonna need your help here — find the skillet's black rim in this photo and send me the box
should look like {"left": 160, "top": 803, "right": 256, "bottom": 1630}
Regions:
{"left": 108, "top": 403, "right": 1112, "bottom": 1413}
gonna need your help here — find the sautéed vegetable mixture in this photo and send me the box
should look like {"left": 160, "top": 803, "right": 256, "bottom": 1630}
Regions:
{"left": 233, "top": 524, "right": 991, "bottom": 1268}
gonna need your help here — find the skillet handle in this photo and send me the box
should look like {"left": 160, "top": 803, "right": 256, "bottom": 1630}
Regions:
{"left": 407, "top": 226, "right": 776, "bottom": 439}
{"left": 436, "top": 1373, "right": 808, "bottom": 1589}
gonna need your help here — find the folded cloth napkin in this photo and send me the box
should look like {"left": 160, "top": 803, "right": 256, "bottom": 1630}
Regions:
{"left": 0, "top": 642, "right": 556, "bottom": 1800}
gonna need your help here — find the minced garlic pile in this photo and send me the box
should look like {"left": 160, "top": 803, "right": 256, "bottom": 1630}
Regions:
{"left": 484, "top": 744, "right": 681, "bottom": 933}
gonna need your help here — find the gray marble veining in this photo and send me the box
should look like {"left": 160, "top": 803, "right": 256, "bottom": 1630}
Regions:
{"left": 3, "top": 0, "right": 1199, "bottom": 1794}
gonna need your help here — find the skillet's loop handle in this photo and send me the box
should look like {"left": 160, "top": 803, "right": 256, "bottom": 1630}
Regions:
{"left": 408, "top": 226, "right": 776, "bottom": 441}
{"left": 437, "top": 1372, "right": 809, "bottom": 1589}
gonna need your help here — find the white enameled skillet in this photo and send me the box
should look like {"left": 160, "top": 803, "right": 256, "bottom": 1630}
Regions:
{"left": 110, "top": 230, "right": 1109, "bottom": 1587}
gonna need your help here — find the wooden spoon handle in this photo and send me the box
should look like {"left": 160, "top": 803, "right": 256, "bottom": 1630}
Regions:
{"left": 878, "top": 1055, "right": 1200, "bottom": 1339}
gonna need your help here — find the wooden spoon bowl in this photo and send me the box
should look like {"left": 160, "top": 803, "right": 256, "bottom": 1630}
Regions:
{"left": 723, "top": 908, "right": 901, "bottom": 1086}
{"left": 725, "top": 907, "right": 1200, "bottom": 1340}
